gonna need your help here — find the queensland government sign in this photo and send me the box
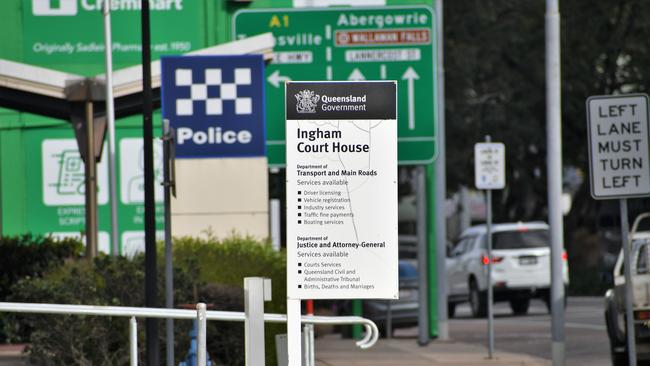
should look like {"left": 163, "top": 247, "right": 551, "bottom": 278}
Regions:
{"left": 286, "top": 81, "right": 398, "bottom": 300}
{"left": 235, "top": 6, "right": 437, "bottom": 165}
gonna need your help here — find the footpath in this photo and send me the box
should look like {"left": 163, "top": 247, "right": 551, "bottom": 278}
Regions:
{"left": 315, "top": 336, "right": 549, "bottom": 366}
{"left": 0, "top": 338, "right": 549, "bottom": 365}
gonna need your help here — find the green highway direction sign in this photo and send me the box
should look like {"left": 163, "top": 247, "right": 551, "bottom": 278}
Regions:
{"left": 234, "top": 5, "right": 437, "bottom": 165}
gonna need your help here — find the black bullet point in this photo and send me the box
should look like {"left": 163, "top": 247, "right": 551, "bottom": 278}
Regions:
{"left": 298, "top": 213, "right": 302, "bottom": 217}
{"left": 298, "top": 263, "right": 302, "bottom": 266}
{"left": 298, "top": 205, "right": 302, "bottom": 209}
{"left": 298, "top": 198, "right": 302, "bottom": 202}
{"left": 298, "top": 270, "right": 302, "bottom": 274}
{"left": 298, "top": 220, "right": 302, "bottom": 224}
{"left": 298, "top": 285, "right": 302, "bottom": 289}
{"left": 298, "top": 191, "right": 302, "bottom": 195}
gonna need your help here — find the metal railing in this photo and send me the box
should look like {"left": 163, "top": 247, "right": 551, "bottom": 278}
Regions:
{"left": 0, "top": 298, "right": 378, "bottom": 365}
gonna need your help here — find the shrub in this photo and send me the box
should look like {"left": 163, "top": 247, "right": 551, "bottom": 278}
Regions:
{"left": 0, "top": 235, "right": 83, "bottom": 342}
{"left": 5, "top": 235, "right": 286, "bottom": 366}
{"left": 6, "top": 256, "right": 148, "bottom": 365}
{"left": 0, "top": 235, "right": 83, "bottom": 300}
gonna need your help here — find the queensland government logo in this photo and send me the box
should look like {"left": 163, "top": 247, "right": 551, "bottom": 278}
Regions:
{"left": 295, "top": 89, "right": 320, "bottom": 113}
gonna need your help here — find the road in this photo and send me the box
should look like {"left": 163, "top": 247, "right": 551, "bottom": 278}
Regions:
{"left": 447, "top": 297, "right": 610, "bottom": 365}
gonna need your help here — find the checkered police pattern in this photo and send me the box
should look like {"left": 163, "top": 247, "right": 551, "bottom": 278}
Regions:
{"left": 174, "top": 68, "right": 253, "bottom": 116}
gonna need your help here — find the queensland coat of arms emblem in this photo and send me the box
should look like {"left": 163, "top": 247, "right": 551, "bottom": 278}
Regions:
{"left": 295, "top": 89, "right": 320, "bottom": 113}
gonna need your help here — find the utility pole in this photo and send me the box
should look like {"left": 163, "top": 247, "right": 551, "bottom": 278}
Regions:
{"left": 545, "top": 1, "right": 566, "bottom": 365}
{"left": 434, "top": 0, "right": 449, "bottom": 341}
{"left": 141, "top": 1, "right": 159, "bottom": 364}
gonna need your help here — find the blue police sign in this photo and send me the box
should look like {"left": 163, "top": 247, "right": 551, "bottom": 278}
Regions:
{"left": 161, "top": 55, "right": 266, "bottom": 158}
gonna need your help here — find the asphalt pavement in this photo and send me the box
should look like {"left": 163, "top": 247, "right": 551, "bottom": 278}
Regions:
{"left": 440, "top": 297, "right": 610, "bottom": 366}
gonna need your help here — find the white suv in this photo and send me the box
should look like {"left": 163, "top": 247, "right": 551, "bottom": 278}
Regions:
{"left": 446, "top": 222, "right": 569, "bottom": 317}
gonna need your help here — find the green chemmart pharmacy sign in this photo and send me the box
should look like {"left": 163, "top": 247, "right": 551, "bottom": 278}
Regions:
{"left": 234, "top": 6, "right": 437, "bottom": 165}
{"left": 23, "top": 0, "right": 202, "bottom": 65}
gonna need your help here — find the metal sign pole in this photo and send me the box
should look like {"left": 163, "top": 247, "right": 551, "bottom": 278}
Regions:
{"left": 102, "top": 0, "right": 119, "bottom": 257}
{"left": 435, "top": 0, "right": 449, "bottom": 341}
{"left": 620, "top": 199, "right": 637, "bottom": 365}
{"left": 475, "top": 136, "right": 505, "bottom": 360}
{"left": 484, "top": 135, "right": 494, "bottom": 359}
{"left": 417, "top": 165, "right": 430, "bottom": 346}
{"left": 162, "top": 120, "right": 174, "bottom": 366}
{"left": 141, "top": 0, "right": 159, "bottom": 363}
{"left": 546, "top": 1, "right": 566, "bottom": 365}
{"left": 486, "top": 188, "right": 494, "bottom": 358}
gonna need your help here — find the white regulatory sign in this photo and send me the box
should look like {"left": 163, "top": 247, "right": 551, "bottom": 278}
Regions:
{"left": 587, "top": 94, "right": 650, "bottom": 199}
{"left": 474, "top": 142, "right": 506, "bottom": 190}
{"left": 285, "top": 81, "right": 398, "bottom": 300}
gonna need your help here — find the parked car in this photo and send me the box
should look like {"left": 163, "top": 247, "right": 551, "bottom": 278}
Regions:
{"left": 604, "top": 228, "right": 650, "bottom": 365}
{"left": 446, "top": 222, "right": 569, "bottom": 317}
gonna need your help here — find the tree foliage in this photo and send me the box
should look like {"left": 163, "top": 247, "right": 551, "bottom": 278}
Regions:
{"left": 445, "top": 0, "right": 650, "bottom": 226}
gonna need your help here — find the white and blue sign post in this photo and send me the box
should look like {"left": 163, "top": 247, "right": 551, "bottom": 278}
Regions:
{"left": 160, "top": 55, "right": 267, "bottom": 365}
{"left": 161, "top": 55, "right": 267, "bottom": 158}
{"left": 474, "top": 138, "right": 506, "bottom": 360}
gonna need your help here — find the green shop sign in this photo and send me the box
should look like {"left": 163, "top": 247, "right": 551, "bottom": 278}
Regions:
{"left": 234, "top": 5, "right": 437, "bottom": 165}
{"left": 23, "top": 125, "right": 164, "bottom": 255}
{"left": 23, "top": 0, "right": 203, "bottom": 66}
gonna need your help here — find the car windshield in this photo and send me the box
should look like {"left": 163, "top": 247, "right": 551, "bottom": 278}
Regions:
{"left": 492, "top": 229, "right": 549, "bottom": 250}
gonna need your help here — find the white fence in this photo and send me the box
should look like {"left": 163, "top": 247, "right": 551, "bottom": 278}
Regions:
{"left": 0, "top": 278, "right": 378, "bottom": 366}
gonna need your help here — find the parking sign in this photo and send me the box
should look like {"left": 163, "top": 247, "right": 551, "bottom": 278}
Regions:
{"left": 161, "top": 55, "right": 266, "bottom": 158}
{"left": 474, "top": 142, "right": 506, "bottom": 190}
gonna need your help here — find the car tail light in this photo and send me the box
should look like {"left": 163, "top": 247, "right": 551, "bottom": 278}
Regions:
{"left": 481, "top": 255, "right": 503, "bottom": 265}
{"left": 635, "top": 310, "right": 650, "bottom": 320}
{"left": 562, "top": 251, "right": 568, "bottom": 261}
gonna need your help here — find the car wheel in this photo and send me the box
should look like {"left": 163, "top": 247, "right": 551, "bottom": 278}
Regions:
{"left": 448, "top": 302, "right": 456, "bottom": 318}
{"left": 469, "top": 280, "right": 487, "bottom": 318}
{"left": 510, "top": 298, "right": 530, "bottom": 315}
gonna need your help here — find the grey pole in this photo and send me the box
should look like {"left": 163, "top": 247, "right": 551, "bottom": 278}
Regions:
{"left": 102, "top": 0, "right": 119, "bottom": 257}
{"left": 545, "top": 1, "right": 566, "bottom": 365}
{"left": 162, "top": 120, "right": 174, "bottom": 366}
{"left": 197, "top": 303, "right": 207, "bottom": 366}
{"left": 620, "top": 199, "right": 637, "bottom": 365}
{"left": 435, "top": 0, "right": 449, "bottom": 341}
{"left": 130, "top": 317, "right": 138, "bottom": 366}
{"left": 417, "top": 166, "right": 430, "bottom": 346}
{"left": 84, "top": 100, "right": 98, "bottom": 258}
{"left": 386, "top": 301, "right": 392, "bottom": 339}
{"left": 245, "top": 277, "right": 271, "bottom": 366}
{"left": 485, "top": 136, "right": 494, "bottom": 359}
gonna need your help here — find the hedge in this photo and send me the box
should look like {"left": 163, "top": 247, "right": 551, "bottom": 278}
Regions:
{"left": 4, "top": 235, "right": 286, "bottom": 366}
